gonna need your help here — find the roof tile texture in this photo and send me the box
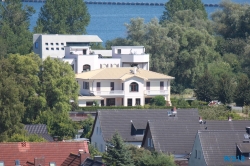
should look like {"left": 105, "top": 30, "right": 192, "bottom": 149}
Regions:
{"left": 0, "top": 141, "right": 89, "bottom": 166}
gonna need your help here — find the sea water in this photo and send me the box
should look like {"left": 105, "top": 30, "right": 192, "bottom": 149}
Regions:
{"left": 23, "top": 0, "right": 248, "bottom": 45}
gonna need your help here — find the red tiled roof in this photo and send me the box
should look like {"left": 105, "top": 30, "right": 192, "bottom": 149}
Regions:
{"left": 0, "top": 141, "right": 89, "bottom": 166}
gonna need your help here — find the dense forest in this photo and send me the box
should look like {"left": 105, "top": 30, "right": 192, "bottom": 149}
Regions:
{"left": 0, "top": 0, "right": 250, "bottom": 143}
{"left": 106, "top": 0, "right": 250, "bottom": 106}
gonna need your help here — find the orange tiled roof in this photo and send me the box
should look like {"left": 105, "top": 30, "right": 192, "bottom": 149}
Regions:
{"left": 0, "top": 141, "right": 89, "bottom": 166}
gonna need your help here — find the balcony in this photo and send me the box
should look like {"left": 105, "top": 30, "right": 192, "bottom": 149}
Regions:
{"left": 144, "top": 90, "right": 168, "bottom": 96}
{"left": 91, "top": 90, "right": 124, "bottom": 96}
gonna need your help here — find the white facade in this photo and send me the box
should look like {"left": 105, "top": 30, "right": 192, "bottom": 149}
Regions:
{"left": 77, "top": 76, "right": 171, "bottom": 106}
{"left": 63, "top": 45, "right": 150, "bottom": 73}
{"left": 91, "top": 116, "right": 106, "bottom": 152}
{"left": 33, "top": 34, "right": 102, "bottom": 59}
{"left": 188, "top": 134, "right": 206, "bottom": 166}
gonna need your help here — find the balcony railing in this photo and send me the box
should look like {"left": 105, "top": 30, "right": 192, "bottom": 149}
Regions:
{"left": 91, "top": 90, "right": 124, "bottom": 96}
{"left": 144, "top": 90, "right": 168, "bottom": 95}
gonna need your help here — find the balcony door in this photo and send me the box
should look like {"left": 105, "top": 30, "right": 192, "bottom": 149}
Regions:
{"left": 97, "top": 82, "right": 101, "bottom": 91}
{"left": 160, "top": 81, "right": 164, "bottom": 90}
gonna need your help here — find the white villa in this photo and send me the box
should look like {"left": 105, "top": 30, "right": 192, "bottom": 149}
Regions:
{"left": 33, "top": 34, "right": 174, "bottom": 107}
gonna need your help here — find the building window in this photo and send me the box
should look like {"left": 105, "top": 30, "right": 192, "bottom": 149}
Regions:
{"left": 110, "top": 82, "right": 114, "bottom": 91}
{"left": 56, "top": 43, "right": 59, "bottom": 45}
{"left": 51, "top": 48, "right": 54, "bottom": 50}
{"left": 0, "top": 161, "right": 4, "bottom": 166}
{"left": 130, "top": 82, "right": 138, "bottom": 92}
{"left": 148, "top": 138, "right": 151, "bottom": 147}
{"left": 146, "top": 82, "right": 150, "bottom": 90}
{"left": 83, "top": 82, "right": 89, "bottom": 90}
{"left": 46, "top": 48, "right": 49, "bottom": 50}
{"left": 61, "top": 43, "right": 64, "bottom": 45}
{"left": 86, "top": 102, "right": 94, "bottom": 106}
{"left": 118, "top": 49, "right": 121, "bottom": 54}
{"left": 122, "top": 83, "right": 124, "bottom": 90}
{"left": 83, "top": 49, "right": 87, "bottom": 55}
{"left": 198, "top": 150, "right": 201, "bottom": 159}
{"left": 50, "top": 43, "right": 53, "bottom": 45}
{"left": 35, "top": 42, "right": 38, "bottom": 49}
{"left": 61, "top": 48, "right": 64, "bottom": 50}
{"left": 107, "top": 98, "right": 115, "bottom": 106}
{"left": 83, "top": 64, "right": 91, "bottom": 72}
{"left": 50, "top": 162, "right": 56, "bottom": 166}
{"left": 127, "top": 99, "right": 132, "bottom": 106}
{"left": 136, "top": 98, "right": 140, "bottom": 105}
{"left": 97, "top": 82, "right": 101, "bottom": 91}
{"left": 96, "top": 127, "right": 99, "bottom": 134}
{"left": 56, "top": 48, "right": 59, "bottom": 50}
{"left": 100, "top": 127, "right": 102, "bottom": 135}
{"left": 95, "top": 142, "right": 97, "bottom": 148}
{"left": 160, "top": 81, "right": 164, "bottom": 90}
{"left": 100, "top": 144, "right": 103, "bottom": 152}
{"left": 195, "top": 150, "right": 197, "bottom": 158}
{"left": 45, "top": 43, "right": 48, "bottom": 45}
{"left": 151, "top": 139, "right": 154, "bottom": 147}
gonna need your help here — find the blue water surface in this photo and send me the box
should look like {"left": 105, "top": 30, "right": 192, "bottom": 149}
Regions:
{"left": 24, "top": 0, "right": 249, "bottom": 45}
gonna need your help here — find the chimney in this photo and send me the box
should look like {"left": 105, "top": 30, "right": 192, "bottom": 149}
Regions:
{"left": 134, "top": 67, "right": 137, "bottom": 74}
{"left": 199, "top": 117, "right": 203, "bottom": 124}
{"left": 228, "top": 117, "right": 232, "bottom": 121}
{"left": 94, "top": 156, "right": 102, "bottom": 163}
{"left": 79, "top": 149, "right": 86, "bottom": 164}
{"left": 172, "top": 107, "right": 177, "bottom": 114}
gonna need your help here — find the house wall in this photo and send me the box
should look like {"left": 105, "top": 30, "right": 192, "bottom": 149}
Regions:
{"left": 188, "top": 134, "right": 207, "bottom": 166}
{"left": 91, "top": 116, "right": 106, "bottom": 152}
{"left": 123, "top": 77, "right": 145, "bottom": 106}
{"left": 77, "top": 79, "right": 91, "bottom": 95}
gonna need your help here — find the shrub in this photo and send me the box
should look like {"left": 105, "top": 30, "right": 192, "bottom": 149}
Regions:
{"left": 150, "top": 95, "right": 166, "bottom": 106}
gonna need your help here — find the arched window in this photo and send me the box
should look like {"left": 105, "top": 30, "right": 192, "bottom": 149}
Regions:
{"left": 130, "top": 82, "right": 139, "bottom": 92}
{"left": 83, "top": 64, "right": 91, "bottom": 72}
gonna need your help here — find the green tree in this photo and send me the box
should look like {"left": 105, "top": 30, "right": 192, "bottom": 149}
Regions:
{"left": 211, "top": 1, "right": 249, "bottom": 39}
{"left": 7, "top": 133, "right": 46, "bottom": 142}
{"left": 35, "top": 57, "right": 79, "bottom": 139}
{"left": 104, "top": 132, "right": 134, "bottom": 166}
{"left": 0, "top": 0, "right": 34, "bottom": 54}
{"left": 234, "top": 74, "right": 250, "bottom": 106}
{"left": 195, "top": 70, "right": 217, "bottom": 102}
{"left": 150, "top": 95, "right": 166, "bottom": 106}
{"left": 128, "top": 145, "right": 176, "bottom": 166}
{"left": 217, "top": 73, "right": 235, "bottom": 104}
{"left": 161, "top": 0, "right": 207, "bottom": 22}
{"left": 0, "top": 58, "right": 26, "bottom": 141}
{"left": 7, "top": 53, "right": 45, "bottom": 124}
{"left": 80, "top": 115, "right": 94, "bottom": 139}
{"left": 34, "top": 0, "right": 90, "bottom": 34}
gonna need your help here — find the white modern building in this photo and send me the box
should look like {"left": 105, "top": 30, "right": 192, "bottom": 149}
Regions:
{"left": 33, "top": 34, "right": 103, "bottom": 59}
{"left": 76, "top": 67, "right": 174, "bottom": 106}
{"left": 63, "top": 45, "right": 150, "bottom": 73}
{"left": 33, "top": 34, "right": 174, "bottom": 107}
